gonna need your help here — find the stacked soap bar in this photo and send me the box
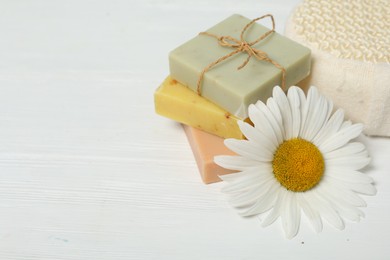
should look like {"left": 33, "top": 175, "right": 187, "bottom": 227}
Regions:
{"left": 155, "top": 76, "right": 245, "bottom": 139}
{"left": 183, "top": 125, "right": 237, "bottom": 184}
{"left": 154, "top": 14, "right": 311, "bottom": 183}
{"left": 170, "top": 14, "right": 311, "bottom": 118}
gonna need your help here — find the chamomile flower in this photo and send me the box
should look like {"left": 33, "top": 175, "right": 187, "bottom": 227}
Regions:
{"left": 214, "top": 86, "right": 376, "bottom": 239}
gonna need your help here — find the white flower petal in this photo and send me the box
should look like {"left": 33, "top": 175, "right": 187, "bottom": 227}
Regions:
{"left": 224, "top": 139, "right": 273, "bottom": 162}
{"left": 299, "top": 87, "right": 319, "bottom": 139}
{"left": 266, "top": 97, "right": 284, "bottom": 139}
{"left": 303, "top": 95, "right": 329, "bottom": 141}
{"left": 341, "top": 120, "right": 352, "bottom": 129}
{"left": 324, "top": 142, "right": 366, "bottom": 159}
{"left": 319, "top": 123, "right": 363, "bottom": 153}
{"left": 228, "top": 178, "right": 274, "bottom": 207}
{"left": 282, "top": 192, "right": 301, "bottom": 239}
{"left": 326, "top": 156, "right": 371, "bottom": 171}
{"left": 326, "top": 178, "right": 377, "bottom": 195}
{"left": 306, "top": 89, "right": 333, "bottom": 141}
{"left": 312, "top": 109, "right": 345, "bottom": 146}
{"left": 273, "top": 86, "right": 293, "bottom": 139}
{"left": 335, "top": 204, "right": 364, "bottom": 222}
{"left": 323, "top": 95, "right": 334, "bottom": 125}
{"left": 305, "top": 191, "right": 345, "bottom": 230}
{"left": 320, "top": 200, "right": 361, "bottom": 223}
{"left": 296, "top": 87, "right": 308, "bottom": 137}
{"left": 248, "top": 105, "right": 279, "bottom": 147}
{"left": 297, "top": 193, "right": 323, "bottom": 233}
{"left": 321, "top": 178, "right": 367, "bottom": 207}
{"left": 261, "top": 188, "right": 286, "bottom": 227}
{"left": 287, "top": 87, "right": 301, "bottom": 138}
{"left": 219, "top": 165, "right": 271, "bottom": 183}
{"left": 237, "top": 121, "right": 276, "bottom": 154}
{"left": 326, "top": 167, "right": 374, "bottom": 184}
{"left": 255, "top": 100, "right": 284, "bottom": 145}
{"left": 316, "top": 185, "right": 364, "bottom": 222}
{"left": 324, "top": 175, "right": 377, "bottom": 195}
{"left": 214, "top": 155, "right": 258, "bottom": 171}
{"left": 222, "top": 171, "right": 273, "bottom": 194}
{"left": 238, "top": 180, "right": 280, "bottom": 217}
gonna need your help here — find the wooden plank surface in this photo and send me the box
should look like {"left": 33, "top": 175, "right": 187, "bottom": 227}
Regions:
{"left": 0, "top": 0, "right": 389, "bottom": 259}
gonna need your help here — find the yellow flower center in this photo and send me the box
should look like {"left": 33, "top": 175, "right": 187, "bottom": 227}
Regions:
{"left": 272, "top": 138, "right": 324, "bottom": 192}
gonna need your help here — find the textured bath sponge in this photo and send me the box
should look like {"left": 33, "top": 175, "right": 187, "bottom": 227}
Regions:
{"left": 285, "top": 0, "right": 390, "bottom": 136}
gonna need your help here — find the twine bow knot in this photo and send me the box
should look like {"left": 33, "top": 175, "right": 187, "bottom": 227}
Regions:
{"left": 196, "top": 14, "right": 286, "bottom": 95}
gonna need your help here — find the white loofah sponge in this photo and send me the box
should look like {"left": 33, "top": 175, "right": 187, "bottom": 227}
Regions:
{"left": 285, "top": 0, "right": 390, "bottom": 136}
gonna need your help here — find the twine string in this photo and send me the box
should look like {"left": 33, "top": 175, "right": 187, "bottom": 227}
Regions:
{"left": 196, "top": 14, "right": 286, "bottom": 95}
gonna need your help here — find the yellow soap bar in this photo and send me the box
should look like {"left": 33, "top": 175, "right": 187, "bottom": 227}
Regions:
{"left": 183, "top": 125, "right": 236, "bottom": 184}
{"left": 154, "top": 76, "right": 245, "bottom": 139}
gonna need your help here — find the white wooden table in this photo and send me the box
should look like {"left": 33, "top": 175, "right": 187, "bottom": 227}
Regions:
{"left": 0, "top": 1, "right": 389, "bottom": 259}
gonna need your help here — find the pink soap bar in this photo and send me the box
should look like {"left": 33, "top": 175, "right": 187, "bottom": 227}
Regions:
{"left": 183, "top": 125, "right": 237, "bottom": 184}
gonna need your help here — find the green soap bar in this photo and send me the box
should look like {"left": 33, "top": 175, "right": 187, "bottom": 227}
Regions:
{"left": 169, "top": 14, "right": 311, "bottom": 118}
